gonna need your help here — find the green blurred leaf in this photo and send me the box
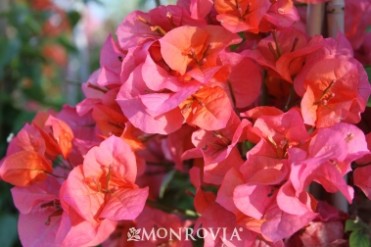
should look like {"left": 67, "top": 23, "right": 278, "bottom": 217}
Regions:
{"left": 158, "top": 171, "right": 195, "bottom": 215}
{"left": 12, "top": 111, "right": 35, "bottom": 133}
{"left": 345, "top": 218, "right": 367, "bottom": 232}
{"left": 192, "top": 233, "right": 204, "bottom": 247}
{"left": 0, "top": 182, "right": 14, "bottom": 211}
{"left": 0, "top": 38, "right": 21, "bottom": 77}
{"left": 345, "top": 220, "right": 359, "bottom": 232}
{"left": 349, "top": 230, "right": 371, "bottom": 247}
{"left": 24, "top": 16, "right": 42, "bottom": 34}
{"left": 230, "top": 32, "right": 246, "bottom": 51}
{"left": 159, "top": 169, "right": 176, "bottom": 198}
{"left": 0, "top": 214, "right": 18, "bottom": 247}
{"left": 21, "top": 44, "right": 44, "bottom": 62}
{"left": 67, "top": 10, "right": 81, "bottom": 27}
{"left": 346, "top": 219, "right": 371, "bottom": 247}
{"left": 56, "top": 36, "right": 78, "bottom": 53}
{"left": 241, "top": 141, "right": 254, "bottom": 156}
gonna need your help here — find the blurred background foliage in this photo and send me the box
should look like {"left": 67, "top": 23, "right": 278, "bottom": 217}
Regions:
{"left": 0, "top": 0, "right": 174, "bottom": 245}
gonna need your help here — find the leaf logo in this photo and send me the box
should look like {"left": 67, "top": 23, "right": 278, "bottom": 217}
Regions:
{"left": 127, "top": 227, "right": 141, "bottom": 241}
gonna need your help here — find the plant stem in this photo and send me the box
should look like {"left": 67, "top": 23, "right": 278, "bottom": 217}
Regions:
{"left": 155, "top": 0, "right": 161, "bottom": 7}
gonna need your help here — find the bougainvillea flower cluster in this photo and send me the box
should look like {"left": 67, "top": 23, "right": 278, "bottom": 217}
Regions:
{"left": 1, "top": 0, "right": 370, "bottom": 246}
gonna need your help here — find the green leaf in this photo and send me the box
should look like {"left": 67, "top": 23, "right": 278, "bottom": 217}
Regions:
{"left": 346, "top": 218, "right": 371, "bottom": 247}
{"left": 349, "top": 230, "right": 371, "bottom": 247}
{"left": 230, "top": 32, "right": 246, "bottom": 51}
{"left": 0, "top": 214, "right": 18, "bottom": 247}
{"left": 239, "top": 141, "right": 255, "bottom": 158}
{"left": 346, "top": 219, "right": 362, "bottom": 232}
{"left": 157, "top": 171, "right": 196, "bottom": 215}
{"left": 159, "top": 169, "right": 176, "bottom": 198}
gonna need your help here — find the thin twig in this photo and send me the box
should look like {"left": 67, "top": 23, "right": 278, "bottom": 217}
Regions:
{"left": 155, "top": 0, "right": 161, "bottom": 7}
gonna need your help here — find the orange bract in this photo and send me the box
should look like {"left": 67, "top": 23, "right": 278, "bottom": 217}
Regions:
{"left": 0, "top": 151, "right": 52, "bottom": 187}
{"left": 160, "top": 25, "right": 240, "bottom": 76}
{"left": 215, "top": 0, "right": 271, "bottom": 33}
{"left": 215, "top": 0, "right": 251, "bottom": 18}
{"left": 160, "top": 26, "right": 209, "bottom": 75}
{"left": 180, "top": 86, "right": 233, "bottom": 130}
{"left": 45, "top": 116, "right": 74, "bottom": 158}
{"left": 92, "top": 104, "right": 127, "bottom": 137}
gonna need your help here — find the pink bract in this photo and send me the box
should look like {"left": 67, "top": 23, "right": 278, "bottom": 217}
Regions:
{"left": 61, "top": 136, "right": 148, "bottom": 224}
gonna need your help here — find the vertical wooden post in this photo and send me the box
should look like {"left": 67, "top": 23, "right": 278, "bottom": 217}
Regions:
{"left": 306, "top": 3, "right": 325, "bottom": 36}
{"left": 307, "top": 2, "right": 326, "bottom": 208}
{"left": 327, "top": 0, "right": 345, "bottom": 37}
{"left": 307, "top": 0, "right": 348, "bottom": 213}
{"left": 327, "top": 0, "right": 348, "bottom": 213}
